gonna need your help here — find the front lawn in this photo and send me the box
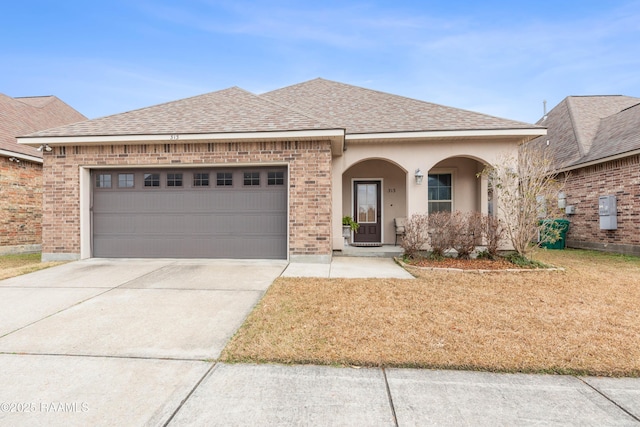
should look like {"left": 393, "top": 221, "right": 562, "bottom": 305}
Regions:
{"left": 221, "top": 249, "right": 640, "bottom": 377}
{"left": 0, "top": 253, "right": 66, "bottom": 280}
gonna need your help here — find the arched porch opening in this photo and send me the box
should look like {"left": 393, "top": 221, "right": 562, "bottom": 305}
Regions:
{"left": 428, "top": 156, "right": 492, "bottom": 216}
{"left": 342, "top": 158, "right": 407, "bottom": 245}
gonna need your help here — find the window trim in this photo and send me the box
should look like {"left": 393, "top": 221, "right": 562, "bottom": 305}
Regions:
{"left": 95, "top": 173, "right": 112, "bottom": 189}
{"left": 193, "top": 172, "right": 210, "bottom": 187}
{"left": 243, "top": 171, "right": 261, "bottom": 187}
{"left": 267, "top": 171, "right": 285, "bottom": 186}
{"left": 216, "top": 171, "right": 234, "bottom": 187}
{"left": 143, "top": 172, "right": 161, "bottom": 188}
{"left": 167, "top": 172, "right": 183, "bottom": 187}
{"left": 427, "top": 168, "right": 455, "bottom": 214}
{"left": 118, "top": 173, "right": 135, "bottom": 188}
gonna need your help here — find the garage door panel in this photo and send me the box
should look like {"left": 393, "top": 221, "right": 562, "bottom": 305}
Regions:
{"left": 92, "top": 168, "right": 287, "bottom": 259}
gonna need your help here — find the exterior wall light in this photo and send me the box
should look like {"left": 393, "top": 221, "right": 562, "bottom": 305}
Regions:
{"left": 37, "top": 144, "right": 52, "bottom": 152}
{"left": 415, "top": 168, "right": 424, "bottom": 185}
{"left": 8, "top": 157, "right": 20, "bottom": 163}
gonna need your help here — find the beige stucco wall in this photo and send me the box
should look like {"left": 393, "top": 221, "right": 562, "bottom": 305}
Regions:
{"left": 341, "top": 159, "right": 407, "bottom": 244}
{"left": 331, "top": 137, "right": 522, "bottom": 251}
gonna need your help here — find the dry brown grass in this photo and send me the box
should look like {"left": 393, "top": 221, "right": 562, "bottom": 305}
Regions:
{"left": 0, "top": 253, "right": 66, "bottom": 280}
{"left": 222, "top": 249, "right": 640, "bottom": 377}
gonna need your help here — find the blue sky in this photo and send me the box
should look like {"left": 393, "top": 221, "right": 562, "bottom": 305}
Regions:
{"left": 2, "top": 1, "right": 639, "bottom": 123}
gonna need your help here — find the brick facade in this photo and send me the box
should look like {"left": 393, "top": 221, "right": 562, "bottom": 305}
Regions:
{"left": 0, "top": 156, "right": 42, "bottom": 253}
{"left": 41, "top": 140, "right": 333, "bottom": 259}
{"left": 562, "top": 154, "right": 640, "bottom": 255}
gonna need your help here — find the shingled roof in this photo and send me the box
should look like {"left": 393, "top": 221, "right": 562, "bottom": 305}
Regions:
{"left": 25, "top": 87, "right": 336, "bottom": 138}
{"left": 0, "top": 94, "right": 86, "bottom": 159}
{"left": 531, "top": 95, "right": 640, "bottom": 169}
{"left": 23, "top": 79, "right": 543, "bottom": 142}
{"left": 261, "top": 78, "right": 540, "bottom": 134}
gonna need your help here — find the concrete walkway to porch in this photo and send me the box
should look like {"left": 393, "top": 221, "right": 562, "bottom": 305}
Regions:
{"left": 281, "top": 254, "right": 414, "bottom": 279}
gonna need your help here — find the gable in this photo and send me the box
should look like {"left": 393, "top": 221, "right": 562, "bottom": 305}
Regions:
{"left": 0, "top": 94, "right": 86, "bottom": 160}
{"left": 533, "top": 95, "right": 640, "bottom": 170}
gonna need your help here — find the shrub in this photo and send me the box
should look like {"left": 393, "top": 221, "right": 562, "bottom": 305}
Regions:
{"left": 480, "top": 214, "right": 504, "bottom": 258}
{"left": 400, "top": 214, "right": 430, "bottom": 259}
{"left": 450, "top": 211, "right": 483, "bottom": 260}
{"left": 427, "top": 211, "right": 453, "bottom": 258}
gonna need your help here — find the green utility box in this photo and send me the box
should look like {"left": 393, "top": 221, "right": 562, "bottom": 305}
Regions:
{"left": 539, "top": 219, "right": 570, "bottom": 249}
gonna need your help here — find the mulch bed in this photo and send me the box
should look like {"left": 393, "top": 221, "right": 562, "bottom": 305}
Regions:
{"left": 404, "top": 256, "right": 524, "bottom": 270}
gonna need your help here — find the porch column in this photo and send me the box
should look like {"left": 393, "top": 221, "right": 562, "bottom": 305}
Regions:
{"left": 406, "top": 166, "right": 428, "bottom": 216}
{"left": 480, "top": 173, "right": 489, "bottom": 215}
{"left": 331, "top": 157, "right": 344, "bottom": 251}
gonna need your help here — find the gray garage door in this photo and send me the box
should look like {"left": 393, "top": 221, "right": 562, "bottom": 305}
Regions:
{"left": 91, "top": 167, "right": 287, "bottom": 259}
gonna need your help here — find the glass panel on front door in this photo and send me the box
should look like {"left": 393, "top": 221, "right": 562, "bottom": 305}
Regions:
{"left": 357, "top": 183, "right": 377, "bottom": 223}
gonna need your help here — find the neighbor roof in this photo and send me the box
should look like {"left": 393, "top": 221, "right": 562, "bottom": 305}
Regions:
{"left": 261, "top": 78, "right": 540, "bottom": 134}
{"left": 25, "top": 87, "right": 337, "bottom": 138}
{"left": 23, "top": 79, "right": 542, "bottom": 142}
{"left": 0, "top": 94, "right": 86, "bottom": 159}
{"left": 531, "top": 95, "right": 640, "bottom": 169}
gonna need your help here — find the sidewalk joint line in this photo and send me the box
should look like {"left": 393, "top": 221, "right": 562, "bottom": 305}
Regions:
{"left": 577, "top": 377, "right": 640, "bottom": 423}
{"left": 382, "top": 368, "right": 399, "bottom": 427}
{"left": 163, "top": 362, "right": 218, "bottom": 426}
{"left": 0, "top": 351, "right": 213, "bottom": 363}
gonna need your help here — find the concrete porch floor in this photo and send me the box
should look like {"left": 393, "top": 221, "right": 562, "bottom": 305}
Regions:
{"left": 334, "top": 244, "right": 404, "bottom": 258}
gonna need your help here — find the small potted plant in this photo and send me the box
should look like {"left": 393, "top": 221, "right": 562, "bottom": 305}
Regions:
{"left": 342, "top": 216, "right": 359, "bottom": 239}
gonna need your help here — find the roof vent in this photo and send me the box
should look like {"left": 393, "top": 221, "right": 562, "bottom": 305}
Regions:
{"left": 542, "top": 100, "right": 548, "bottom": 122}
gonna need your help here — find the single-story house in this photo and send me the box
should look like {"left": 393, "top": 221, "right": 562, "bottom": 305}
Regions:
{"left": 18, "top": 78, "right": 545, "bottom": 262}
{"left": 530, "top": 95, "right": 640, "bottom": 255}
{"left": 0, "top": 93, "right": 86, "bottom": 255}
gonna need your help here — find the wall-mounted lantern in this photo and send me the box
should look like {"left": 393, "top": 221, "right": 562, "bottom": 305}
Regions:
{"left": 415, "top": 168, "right": 424, "bottom": 185}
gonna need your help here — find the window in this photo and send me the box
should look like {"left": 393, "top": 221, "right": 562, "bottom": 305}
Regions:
{"left": 428, "top": 173, "right": 452, "bottom": 213}
{"left": 193, "top": 173, "right": 209, "bottom": 187}
{"left": 216, "top": 172, "right": 233, "bottom": 187}
{"left": 243, "top": 172, "right": 260, "bottom": 186}
{"left": 144, "top": 173, "right": 160, "bottom": 187}
{"left": 267, "top": 171, "right": 284, "bottom": 186}
{"left": 96, "top": 174, "right": 111, "bottom": 188}
{"left": 167, "top": 173, "right": 183, "bottom": 187}
{"left": 118, "top": 173, "right": 134, "bottom": 188}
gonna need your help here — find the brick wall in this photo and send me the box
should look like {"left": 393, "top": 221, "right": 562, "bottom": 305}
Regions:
{"left": 41, "top": 140, "right": 333, "bottom": 259}
{"left": 0, "top": 157, "right": 42, "bottom": 250}
{"left": 562, "top": 154, "right": 640, "bottom": 255}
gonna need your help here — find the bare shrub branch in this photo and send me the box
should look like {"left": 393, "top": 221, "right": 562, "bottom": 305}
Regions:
{"left": 481, "top": 214, "right": 505, "bottom": 258}
{"left": 480, "top": 144, "right": 567, "bottom": 258}
{"left": 400, "top": 214, "right": 430, "bottom": 259}
{"left": 428, "top": 211, "right": 453, "bottom": 258}
{"left": 450, "top": 211, "right": 483, "bottom": 260}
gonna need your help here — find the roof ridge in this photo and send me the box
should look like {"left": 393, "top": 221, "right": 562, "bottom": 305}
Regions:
{"left": 618, "top": 101, "right": 640, "bottom": 113}
{"left": 565, "top": 97, "right": 587, "bottom": 157}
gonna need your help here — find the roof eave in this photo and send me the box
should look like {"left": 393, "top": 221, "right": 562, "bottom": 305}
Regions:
{"left": 556, "top": 148, "right": 640, "bottom": 173}
{"left": 17, "top": 128, "right": 346, "bottom": 155}
{"left": 345, "top": 128, "right": 547, "bottom": 142}
{"left": 0, "top": 149, "right": 43, "bottom": 164}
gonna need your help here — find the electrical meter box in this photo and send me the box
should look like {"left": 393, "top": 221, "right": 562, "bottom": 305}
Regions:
{"left": 598, "top": 195, "right": 617, "bottom": 230}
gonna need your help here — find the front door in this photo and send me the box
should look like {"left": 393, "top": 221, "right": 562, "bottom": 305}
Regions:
{"left": 353, "top": 180, "right": 381, "bottom": 243}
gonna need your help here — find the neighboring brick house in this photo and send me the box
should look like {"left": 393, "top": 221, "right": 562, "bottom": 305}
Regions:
{"left": 0, "top": 94, "right": 86, "bottom": 255}
{"left": 531, "top": 95, "right": 640, "bottom": 255}
{"left": 18, "top": 79, "right": 545, "bottom": 262}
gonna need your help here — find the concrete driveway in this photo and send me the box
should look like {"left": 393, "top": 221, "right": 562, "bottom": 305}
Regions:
{"left": 0, "top": 258, "right": 286, "bottom": 426}
{"left": 1, "top": 258, "right": 639, "bottom": 426}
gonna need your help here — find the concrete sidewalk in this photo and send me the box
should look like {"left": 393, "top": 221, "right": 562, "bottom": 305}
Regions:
{"left": 156, "top": 364, "right": 640, "bottom": 425}
{"left": 281, "top": 256, "right": 415, "bottom": 279}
